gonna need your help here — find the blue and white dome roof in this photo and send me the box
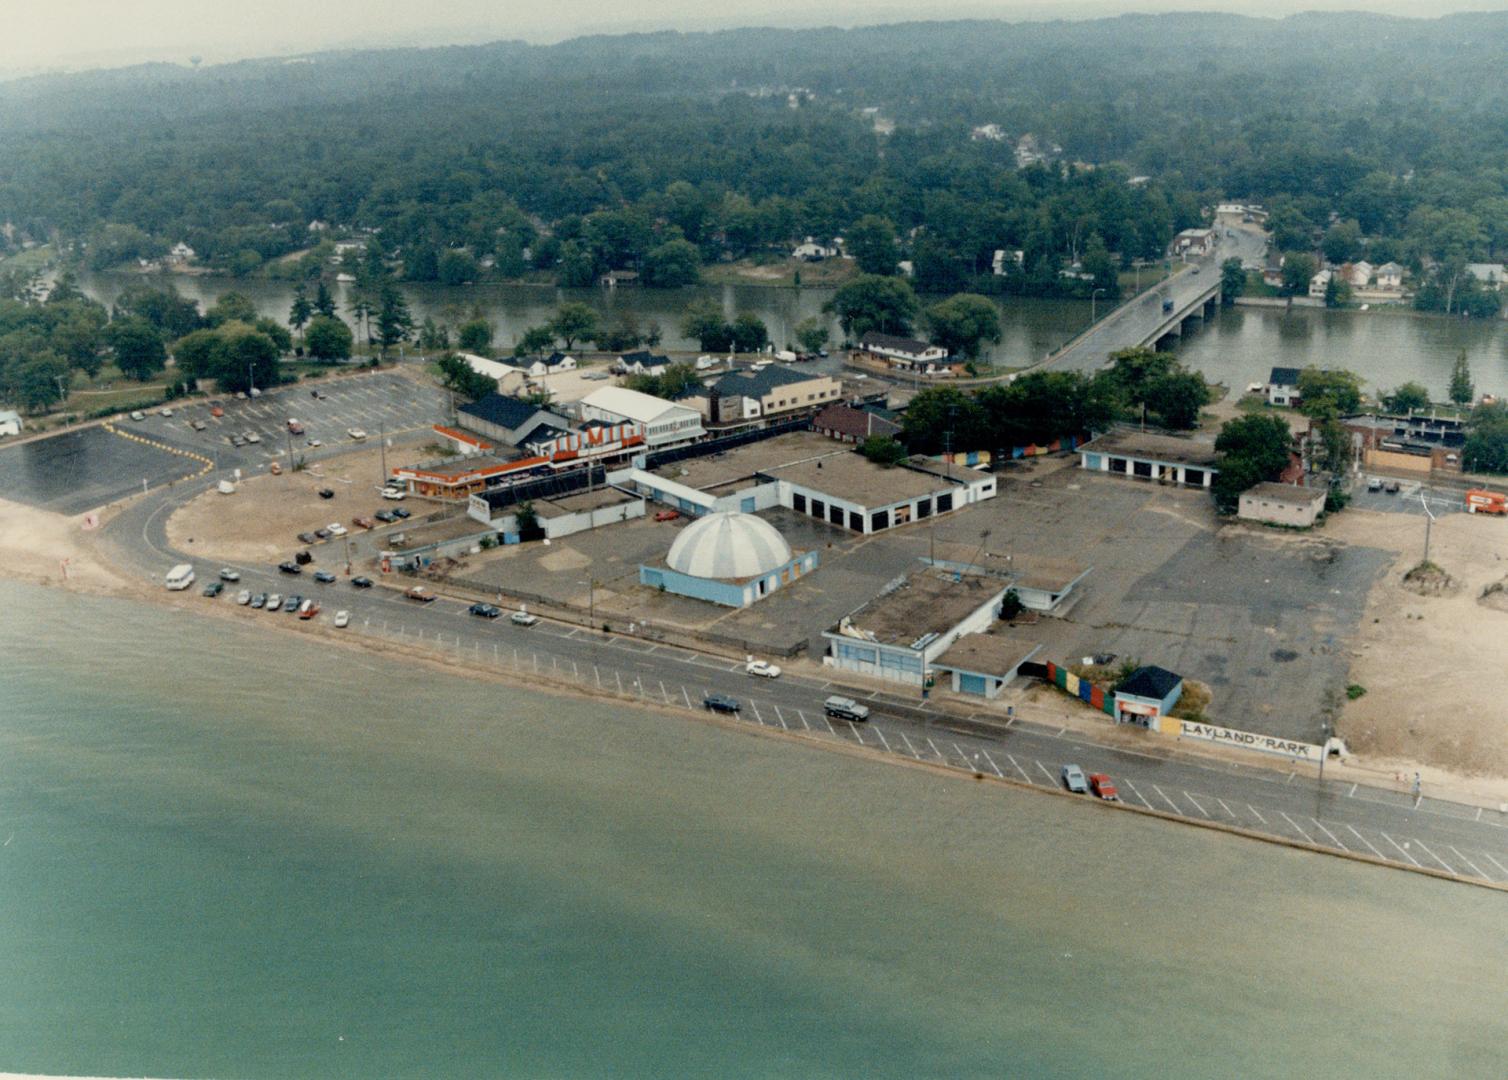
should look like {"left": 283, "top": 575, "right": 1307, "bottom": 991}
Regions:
{"left": 665, "top": 512, "right": 792, "bottom": 580}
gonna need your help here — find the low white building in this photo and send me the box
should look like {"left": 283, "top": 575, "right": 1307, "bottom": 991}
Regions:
{"left": 578, "top": 386, "right": 704, "bottom": 449}
{"left": 520, "top": 352, "right": 577, "bottom": 378}
{"left": 793, "top": 238, "right": 840, "bottom": 260}
{"left": 0, "top": 409, "right": 22, "bottom": 437}
{"left": 1173, "top": 228, "right": 1217, "bottom": 257}
{"left": 1238, "top": 482, "right": 1326, "bottom": 528}
{"left": 1376, "top": 262, "right": 1405, "bottom": 290}
{"left": 1309, "top": 269, "right": 1332, "bottom": 299}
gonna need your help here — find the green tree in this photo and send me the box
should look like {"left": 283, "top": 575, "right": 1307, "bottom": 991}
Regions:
{"left": 288, "top": 284, "right": 313, "bottom": 343}
{"left": 1449, "top": 351, "right": 1475, "bottom": 406}
{"left": 549, "top": 302, "right": 598, "bottom": 351}
{"left": 1211, "top": 413, "right": 1293, "bottom": 513}
{"left": 418, "top": 317, "right": 449, "bottom": 352}
{"left": 1143, "top": 371, "right": 1209, "bottom": 430}
{"left": 641, "top": 239, "right": 701, "bottom": 287}
{"left": 1081, "top": 233, "right": 1119, "bottom": 298}
{"left": 403, "top": 245, "right": 440, "bottom": 282}
{"left": 730, "top": 312, "right": 769, "bottom": 353}
{"left": 312, "top": 281, "right": 336, "bottom": 318}
{"left": 457, "top": 318, "right": 494, "bottom": 355}
{"left": 1219, "top": 258, "right": 1245, "bottom": 305}
{"left": 304, "top": 314, "right": 353, "bottom": 361}
{"left": 681, "top": 298, "right": 732, "bottom": 352}
{"left": 1382, "top": 382, "right": 1431, "bottom": 414}
{"left": 1323, "top": 274, "right": 1351, "bottom": 309}
{"left": 14, "top": 352, "right": 69, "bottom": 412}
{"left": 556, "top": 241, "right": 598, "bottom": 288}
{"left": 435, "top": 352, "right": 498, "bottom": 400}
{"left": 207, "top": 291, "right": 257, "bottom": 327}
{"left": 1463, "top": 402, "right": 1508, "bottom": 473}
{"left": 214, "top": 327, "right": 280, "bottom": 393}
{"left": 857, "top": 435, "right": 909, "bottom": 466}
{"left": 106, "top": 317, "right": 167, "bottom": 380}
{"left": 375, "top": 282, "right": 414, "bottom": 355}
{"left": 794, "top": 317, "right": 829, "bottom": 355}
{"left": 924, "top": 294, "right": 1001, "bottom": 360}
{"left": 1279, "top": 252, "right": 1319, "bottom": 297}
{"left": 513, "top": 325, "right": 557, "bottom": 358}
{"left": 827, "top": 274, "right": 919, "bottom": 340}
{"left": 1296, "top": 367, "right": 1363, "bottom": 419}
{"left": 847, "top": 215, "right": 899, "bottom": 275}
{"left": 437, "top": 249, "right": 478, "bottom": 286}
{"left": 1322, "top": 219, "right": 1363, "bottom": 264}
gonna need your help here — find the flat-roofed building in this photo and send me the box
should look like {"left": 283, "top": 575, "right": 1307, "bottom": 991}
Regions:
{"left": 1078, "top": 430, "right": 1219, "bottom": 488}
{"left": 579, "top": 386, "right": 705, "bottom": 449}
{"left": 703, "top": 366, "right": 842, "bottom": 425}
{"left": 932, "top": 633, "right": 1043, "bottom": 698}
{"left": 1238, "top": 482, "right": 1326, "bottom": 528}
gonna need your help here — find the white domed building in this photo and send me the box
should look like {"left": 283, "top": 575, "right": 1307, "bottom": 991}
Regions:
{"left": 640, "top": 511, "right": 818, "bottom": 608}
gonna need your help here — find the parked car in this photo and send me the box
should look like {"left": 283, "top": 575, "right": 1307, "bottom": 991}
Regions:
{"left": 509, "top": 610, "right": 539, "bottom": 626}
{"left": 284, "top": 595, "right": 302, "bottom": 612}
{"left": 294, "top": 550, "right": 313, "bottom": 565}
{"left": 823, "top": 695, "right": 870, "bottom": 722}
{"left": 314, "top": 528, "right": 332, "bottom": 540}
{"left": 318, "top": 488, "right": 335, "bottom": 499}
{"left": 277, "top": 560, "right": 302, "bottom": 575}
{"left": 313, "top": 570, "right": 337, "bottom": 584}
{"left": 1088, "top": 773, "right": 1120, "bottom": 801}
{"left": 353, "top": 516, "right": 376, "bottom": 529}
{"left": 327, "top": 522, "right": 348, "bottom": 537}
{"left": 1367, "top": 477, "right": 1383, "bottom": 492}
{"left": 469, "top": 602, "right": 502, "bottom": 619}
{"left": 244, "top": 432, "right": 261, "bottom": 444}
{"left": 1061, "top": 764, "right": 1090, "bottom": 794}
{"left": 390, "top": 506, "right": 411, "bottom": 520}
{"left": 266, "top": 593, "right": 282, "bottom": 610}
{"left": 297, "top": 531, "right": 317, "bottom": 545}
{"left": 351, "top": 576, "right": 374, "bottom": 589}
{"left": 375, "top": 510, "right": 398, "bottom": 523}
{"left": 235, "top": 589, "right": 252, "bottom": 605}
{"left": 129, "top": 410, "right": 145, "bottom": 421}
{"left": 209, "top": 405, "right": 224, "bottom": 418}
{"left": 405, "top": 586, "right": 436, "bottom": 603}
{"left": 381, "top": 486, "right": 406, "bottom": 500}
{"left": 348, "top": 428, "right": 368, "bottom": 440}
{"left": 218, "top": 568, "right": 241, "bottom": 582}
{"left": 745, "top": 659, "right": 782, "bottom": 679}
{"left": 1385, "top": 479, "right": 1401, "bottom": 494}
{"left": 298, "top": 599, "right": 320, "bottom": 620}
{"left": 229, "top": 435, "right": 246, "bottom": 448}
{"left": 160, "top": 407, "right": 174, "bottom": 417}
{"left": 250, "top": 592, "right": 267, "bottom": 609}
{"left": 334, "top": 610, "right": 350, "bottom": 628}
{"left": 703, "top": 693, "right": 742, "bottom": 714}
{"left": 202, "top": 581, "right": 224, "bottom": 597}
{"left": 653, "top": 509, "right": 680, "bottom": 522}
{"left": 287, "top": 419, "right": 305, "bottom": 435}
{"left": 191, "top": 419, "right": 207, "bottom": 431}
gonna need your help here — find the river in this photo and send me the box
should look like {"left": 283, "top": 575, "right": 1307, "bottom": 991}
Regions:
{"left": 1, "top": 578, "right": 1503, "bottom": 1078}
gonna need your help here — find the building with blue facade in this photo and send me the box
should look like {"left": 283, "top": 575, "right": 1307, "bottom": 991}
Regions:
{"left": 1112, "top": 665, "right": 1184, "bottom": 725}
{"left": 1078, "top": 430, "right": 1218, "bottom": 488}
{"left": 639, "top": 511, "right": 817, "bottom": 609}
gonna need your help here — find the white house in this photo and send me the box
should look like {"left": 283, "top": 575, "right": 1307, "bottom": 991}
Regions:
{"left": 612, "top": 350, "right": 668, "bottom": 377}
{"left": 0, "top": 409, "right": 22, "bottom": 437}
{"left": 856, "top": 332, "right": 950, "bottom": 372}
{"left": 1173, "top": 228, "right": 1217, "bottom": 257}
{"left": 1376, "top": 262, "right": 1405, "bottom": 290}
{"left": 1345, "top": 260, "right": 1373, "bottom": 287}
{"left": 1309, "top": 269, "right": 1333, "bottom": 298}
{"left": 521, "top": 352, "right": 577, "bottom": 378}
{"left": 460, "top": 354, "right": 527, "bottom": 394}
{"left": 792, "top": 237, "right": 840, "bottom": 260}
{"left": 578, "top": 386, "right": 704, "bottom": 449}
{"left": 991, "top": 249, "right": 1024, "bottom": 276}
{"left": 167, "top": 242, "right": 195, "bottom": 264}
{"left": 1266, "top": 367, "right": 1302, "bottom": 408}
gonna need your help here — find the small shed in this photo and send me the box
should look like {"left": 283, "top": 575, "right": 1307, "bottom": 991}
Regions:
{"left": 1238, "top": 482, "right": 1326, "bottom": 528}
{"left": 0, "top": 409, "right": 22, "bottom": 437}
{"left": 1113, "top": 666, "right": 1184, "bottom": 726}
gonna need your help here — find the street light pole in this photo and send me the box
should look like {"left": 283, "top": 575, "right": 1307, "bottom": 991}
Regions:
{"left": 1091, "top": 287, "right": 1106, "bottom": 324}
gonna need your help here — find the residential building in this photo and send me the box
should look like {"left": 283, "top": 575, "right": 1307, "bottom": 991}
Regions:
{"left": 520, "top": 352, "right": 577, "bottom": 378}
{"left": 1308, "top": 269, "right": 1332, "bottom": 298}
{"left": 456, "top": 393, "right": 572, "bottom": 447}
{"left": 700, "top": 366, "right": 842, "bottom": 426}
{"left": 1266, "top": 366, "right": 1302, "bottom": 407}
{"left": 1466, "top": 263, "right": 1506, "bottom": 290}
{"left": 1112, "top": 666, "right": 1184, "bottom": 726}
{"left": 1172, "top": 228, "right": 1217, "bottom": 257}
{"left": 612, "top": 350, "right": 669, "bottom": 377}
{"left": 0, "top": 408, "right": 21, "bottom": 437}
{"left": 578, "top": 386, "right": 704, "bottom": 449}
{"left": 1375, "top": 262, "right": 1405, "bottom": 290}
{"left": 1238, "top": 482, "right": 1327, "bottom": 528}
{"left": 1077, "top": 431, "right": 1219, "bottom": 488}
{"left": 460, "top": 354, "right": 527, "bottom": 394}
{"left": 601, "top": 270, "right": 639, "bottom": 287}
{"left": 854, "top": 332, "right": 952, "bottom": 375}
{"left": 792, "top": 237, "right": 840, "bottom": 260}
{"left": 811, "top": 401, "right": 902, "bottom": 443}
{"left": 1348, "top": 260, "right": 1374, "bottom": 287}
{"left": 991, "top": 249, "right": 1024, "bottom": 276}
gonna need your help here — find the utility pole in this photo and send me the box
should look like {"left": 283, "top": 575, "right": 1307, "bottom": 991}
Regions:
{"left": 379, "top": 419, "right": 387, "bottom": 486}
{"left": 1091, "top": 287, "right": 1106, "bottom": 324}
{"left": 1420, "top": 486, "right": 1435, "bottom": 563}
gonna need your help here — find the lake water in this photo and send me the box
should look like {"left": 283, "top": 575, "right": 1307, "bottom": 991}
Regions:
{"left": 1, "top": 578, "right": 1504, "bottom": 1078}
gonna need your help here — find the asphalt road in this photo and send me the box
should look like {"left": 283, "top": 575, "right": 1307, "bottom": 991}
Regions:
{"left": 104, "top": 471, "right": 1508, "bottom": 890}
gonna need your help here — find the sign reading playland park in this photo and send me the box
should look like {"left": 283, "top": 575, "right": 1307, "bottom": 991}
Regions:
{"left": 1158, "top": 718, "right": 1321, "bottom": 760}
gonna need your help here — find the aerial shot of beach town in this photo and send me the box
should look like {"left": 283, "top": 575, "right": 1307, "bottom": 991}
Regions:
{"left": 1, "top": 2, "right": 1506, "bottom": 1076}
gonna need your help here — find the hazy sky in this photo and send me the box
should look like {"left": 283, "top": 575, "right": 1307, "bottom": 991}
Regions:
{"left": 5, "top": 0, "right": 1508, "bottom": 74}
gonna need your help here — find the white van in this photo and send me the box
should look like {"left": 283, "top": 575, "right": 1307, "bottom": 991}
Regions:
{"left": 164, "top": 564, "right": 196, "bottom": 591}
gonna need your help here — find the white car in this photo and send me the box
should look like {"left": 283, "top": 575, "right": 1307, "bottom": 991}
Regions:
{"left": 235, "top": 589, "right": 252, "bottom": 605}
{"left": 129, "top": 410, "right": 146, "bottom": 421}
{"left": 327, "top": 522, "right": 348, "bottom": 536}
{"left": 745, "top": 659, "right": 782, "bottom": 679}
{"left": 244, "top": 432, "right": 262, "bottom": 444}
{"left": 159, "top": 407, "right": 174, "bottom": 417}
{"left": 348, "top": 428, "right": 368, "bottom": 441}
{"left": 266, "top": 593, "right": 282, "bottom": 610}
{"left": 381, "top": 487, "right": 406, "bottom": 500}
{"left": 307, "top": 439, "right": 322, "bottom": 448}
{"left": 334, "top": 610, "right": 350, "bottom": 628}
{"left": 510, "top": 610, "right": 539, "bottom": 627}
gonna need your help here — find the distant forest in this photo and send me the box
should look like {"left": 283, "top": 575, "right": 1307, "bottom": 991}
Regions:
{"left": 4, "top": 13, "right": 1508, "bottom": 297}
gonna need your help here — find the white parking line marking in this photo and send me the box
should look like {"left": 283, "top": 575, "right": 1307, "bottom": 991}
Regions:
{"left": 1346, "top": 825, "right": 1385, "bottom": 859}
{"left": 1411, "top": 839, "right": 1454, "bottom": 874}
{"left": 898, "top": 732, "right": 920, "bottom": 758}
{"left": 1480, "top": 850, "right": 1508, "bottom": 878}
{"left": 952, "top": 742, "right": 973, "bottom": 769}
{"left": 1379, "top": 832, "right": 1421, "bottom": 866}
{"left": 795, "top": 709, "right": 810, "bottom": 732}
{"left": 872, "top": 727, "right": 891, "bottom": 752}
{"left": 750, "top": 702, "right": 764, "bottom": 725}
{"left": 848, "top": 721, "right": 864, "bottom": 745}
{"left": 1121, "top": 779, "right": 1154, "bottom": 810}
{"left": 822, "top": 714, "right": 837, "bottom": 735}
{"left": 1035, "top": 760, "right": 1057, "bottom": 784}
{"left": 1449, "top": 846, "right": 1488, "bottom": 880}
{"left": 1151, "top": 784, "right": 1183, "bottom": 814}
{"left": 682, "top": 687, "right": 692, "bottom": 708}
{"left": 1005, "top": 753, "right": 1033, "bottom": 783}
{"left": 1246, "top": 804, "right": 1268, "bottom": 826}
{"left": 980, "top": 751, "right": 1005, "bottom": 779}
{"left": 1182, "top": 791, "right": 1212, "bottom": 818}
{"left": 1215, "top": 798, "right": 1238, "bottom": 819}
{"left": 1310, "top": 819, "right": 1348, "bottom": 851}
{"left": 772, "top": 705, "right": 788, "bottom": 730}
{"left": 1278, "top": 812, "right": 1314, "bottom": 843}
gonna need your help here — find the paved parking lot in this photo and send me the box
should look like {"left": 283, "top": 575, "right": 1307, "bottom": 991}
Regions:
{"left": 1348, "top": 475, "right": 1465, "bottom": 516}
{"left": 0, "top": 369, "right": 448, "bottom": 515}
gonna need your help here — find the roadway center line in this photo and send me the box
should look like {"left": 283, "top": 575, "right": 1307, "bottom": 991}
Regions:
{"left": 1150, "top": 784, "right": 1183, "bottom": 814}
{"left": 1378, "top": 832, "right": 1421, "bottom": 866}
{"left": 1278, "top": 812, "right": 1315, "bottom": 843}
{"left": 1346, "top": 825, "right": 1385, "bottom": 859}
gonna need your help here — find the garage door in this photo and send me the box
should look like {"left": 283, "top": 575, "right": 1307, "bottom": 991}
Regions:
{"left": 959, "top": 673, "right": 988, "bottom": 695}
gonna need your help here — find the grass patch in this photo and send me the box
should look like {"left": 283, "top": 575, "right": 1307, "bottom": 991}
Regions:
{"left": 1346, "top": 684, "right": 1367, "bottom": 701}
{"left": 1241, "top": 271, "right": 1281, "bottom": 298}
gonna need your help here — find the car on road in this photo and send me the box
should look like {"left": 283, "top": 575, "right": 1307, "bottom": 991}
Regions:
{"left": 405, "top": 586, "right": 436, "bottom": 603}
{"left": 381, "top": 487, "right": 406, "bottom": 500}
{"left": 1088, "top": 773, "right": 1120, "bottom": 801}
{"left": 1161, "top": 298, "right": 1174, "bottom": 313}
{"left": 745, "top": 659, "right": 781, "bottom": 679}
{"left": 509, "top": 610, "right": 539, "bottom": 626}
{"left": 375, "top": 509, "right": 398, "bottom": 523}
{"left": 390, "top": 506, "right": 411, "bottom": 519}
{"left": 298, "top": 599, "right": 320, "bottom": 620}
{"left": 314, "top": 528, "right": 332, "bottom": 540}
{"left": 348, "top": 428, "right": 368, "bottom": 440}
{"left": 277, "top": 561, "right": 302, "bottom": 575}
{"left": 653, "top": 509, "right": 680, "bottom": 522}
{"left": 250, "top": 592, "right": 267, "bottom": 609}
{"left": 334, "top": 610, "right": 350, "bottom": 628}
{"left": 313, "top": 570, "right": 337, "bottom": 584}
{"left": 318, "top": 488, "right": 335, "bottom": 499}
{"left": 266, "top": 592, "right": 282, "bottom": 610}
{"left": 1367, "top": 477, "right": 1383, "bottom": 492}
{"left": 218, "top": 568, "right": 241, "bottom": 582}
{"left": 823, "top": 695, "right": 870, "bottom": 722}
{"left": 469, "top": 602, "right": 502, "bottom": 618}
{"left": 327, "top": 522, "right": 348, "bottom": 537}
{"left": 1061, "top": 764, "right": 1090, "bottom": 794}
{"left": 297, "top": 531, "right": 317, "bottom": 545}
{"left": 1191, "top": 265, "right": 1202, "bottom": 274}
{"left": 284, "top": 595, "right": 302, "bottom": 612}
{"left": 353, "top": 516, "right": 376, "bottom": 529}
{"left": 202, "top": 581, "right": 223, "bottom": 597}
{"left": 703, "top": 693, "right": 742, "bottom": 714}
{"left": 351, "top": 576, "right": 373, "bottom": 589}
{"left": 235, "top": 589, "right": 252, "bottom": 605}
{"left": 209, "top": 405, "right": 224, "bottom": 418}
